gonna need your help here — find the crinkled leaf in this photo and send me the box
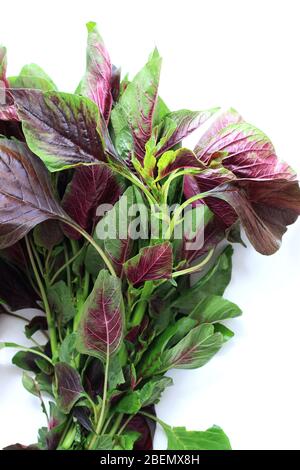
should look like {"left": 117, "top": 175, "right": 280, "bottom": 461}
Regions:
{"left": 111, "top": 49, "right": 161, "bottom": 162}
{"left": 124, "top": 242, "right": 173, "bottom": 285}
{"left": 0, "top": 138, "right": 68, "bottom": 249}
{"left": 76, "top": 269, "right": 124, "bottom": 361}
{"left": 194, "top": 108, "right": 243, "bottom": 163}
{"left": 163, "top": 424, "right": 231, "bottom": 450}
{"left": 155, "top": 108, "right": 219, "bottom": 156}
{"left": 61, "top": 164, "right": 120, "bottom": 239}
{"left": 79, "top": 22, "right": 112, "bottom": 121}
{"left": 10, "top": 89, "right": 121, "bottom": 172}
{"left": 55, "top": 362, "right": 85, "bottom": 413}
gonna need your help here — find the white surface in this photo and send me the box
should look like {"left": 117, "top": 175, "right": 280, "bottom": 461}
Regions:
{"left": 1, "top": 0, "right": 300, "bottom": 450}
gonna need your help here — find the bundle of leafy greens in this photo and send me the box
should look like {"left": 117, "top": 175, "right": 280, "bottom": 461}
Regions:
{"left": 1, "top": 22, "right": 300, "bottom": 451}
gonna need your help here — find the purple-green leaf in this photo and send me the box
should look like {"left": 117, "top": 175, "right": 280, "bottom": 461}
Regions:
{"left": 10, "top": 89, "right": 119, "bottom": 172}
{"left": 124, "top": 242, "right": 173, "bottom": 285}
{"left": 76, "top": 269, "right": 124, "bottom": 361}
{"left": 61, "top": 164, "right": 121, "bottom": 239}
{"left": 155, "top": 108, "right": 219, "bottom": 156}
{"left": 0, "top": 47, "right": 18, "bottom": 121}
{"left": 80, "top": 22, "right": 113, "bottom": 122}
{"left": 161, "top": 324, "right": 223, "bottom": 370}
{"left": 55, "top": 362, "right": 85, "bottom": 413}
{"left": 0, "top": 138, "right": 68, "bottom": 249}
{"left": 111, "top": 49, "right": 161, "bottom": 162}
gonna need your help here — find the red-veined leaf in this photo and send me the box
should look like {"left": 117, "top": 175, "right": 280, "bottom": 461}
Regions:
{"left": 124, "top": 242, "right": 173, "bottom": 285}
{"left": 61, "top": 164, "right": 121, "bottom": 239}
{"left": 80, "top": 22, "right": 113, "bottom": 122}
{"left": 76, "top": 269, "right": 124, "bottom": 361}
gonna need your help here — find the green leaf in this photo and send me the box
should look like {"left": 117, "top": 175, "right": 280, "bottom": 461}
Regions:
{"left": 85, "top": 186, "right": 143, "bottom": 277}
{"left": 91, "top": 434, "right": 114, "bottom": 450}
{"left": 47, "top": 281, "right": 76, "bottom": 325}
{"left": 214, "top": 323, "right": 234, "bottom": 342}
{"left": 15, "top": 63, "right": 57, "bottom": 90}
{"left": 115, "top": 392, "right": 141, "bottom": 414}
{"left": 114, "top": 431, "right": 140, "bottom": 450}
{"left": 160, "top": 324, "right": 223, "bottom": 371}
{"left": 59, "top": 333, "right": 78, "bottom": 364}
{"left": 162, "top": 424, "right": 231, "bottom": 450}
{"left": 138, "top": 376, "right": 173, "bottom": 407}
{"left": 173, "top": 246, "right": 234, "bottom": 312}
{"left": 22, "top": 372, "right": 40, "bottom": 397}
{"left": 108, "top": 353, "right": 125, "bottom": 391}
{"left": 189, "top": 295, "right": 242, "bottom": 323}
{"left": 115, "top": 376, "right": 172, "bottom": 414}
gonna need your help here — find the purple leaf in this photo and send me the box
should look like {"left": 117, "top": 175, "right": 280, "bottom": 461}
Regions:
{"left": 76, "top": 269, "right": 124, "bottom": 361}
{"left": 211, "top": 178, "right": 300, "bottom": 255}
{"left": 55, "top": 362, "right": 85, "bottom": 413}
{"left": 0, "top": 138, "right": 68, "bottom": 249}
{"left": 124, "top": 242, "right": 173, "bottom": 285}
{"left": 194, "top": 108, "right": 243, "bottom": 164}
{"left": 156, "top": 108, "right": 219, "bottom": 156}
{"left": 126, "top": 406, "right": 156, "bottom": 450}
{"left": 80, "top": 22, "right": 113, "bottom": 122}
{"left": 184, "top": 168, "right": 237, "bottom": 226}
{"left": 0, "top": 258, "right": 39, "bottom": 312}
{"left": 61, "top": 164, "right": 121, "bottom": 239}
{"left": 157, "top": 148, "right": 205, "bottom": 180}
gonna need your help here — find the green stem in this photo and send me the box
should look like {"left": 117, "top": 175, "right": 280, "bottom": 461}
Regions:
{"left": 25, "top": 236, "right": 58, "bottom": 356}
{"left": 140, "top": 410, "right": 166, "bottom": 427}
{"left": 62, "top": 219, "right": 116, "bottom": 277}
{"left": 172, "top": 249, "right": 214, "bottom": 278}
{"left": 0, "top": 342, "right": 53, "bottom": 366}
{"left": 130, "top": 281, "right": 154, "bottom": 327}
{"left": 109, "top": 413, "right": 124, "bottom": 436}
{"left": 117, "top": 415, "right": 134, "bottom": 436}
{"left": 63, "top": 242, "right": 71, "bottom": 289}
{"left": 165, "top": 191, "right": 210, "bottom": 239}
{"left": 88, "top": 343, "right": 110, "bottom": 449}
{"left": 50, "top": 248, "right": 83, "bottom": 285}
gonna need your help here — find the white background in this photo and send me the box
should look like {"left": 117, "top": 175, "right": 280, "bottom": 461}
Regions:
{"left": 1, "top": 0, "right": 300, "bottom": 450}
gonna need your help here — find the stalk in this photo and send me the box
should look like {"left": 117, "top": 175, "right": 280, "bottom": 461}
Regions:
{"left": 25, "top": 236, "right": 58, "bottom": 356}
{"left": 130, "top": 281, "right": 154, "bottom": 327}
{"left": 62, "top": 219, "right": 116, "bottom": 277}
